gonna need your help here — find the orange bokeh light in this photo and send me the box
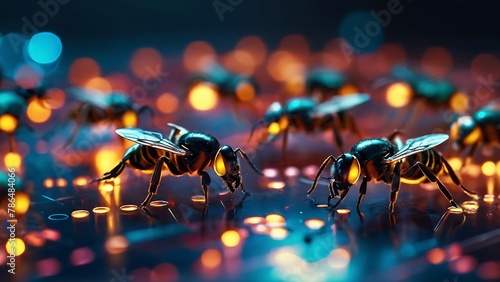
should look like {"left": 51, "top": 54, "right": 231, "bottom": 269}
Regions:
{"left": 69, "top": 58, "right": 101, "bottom": 87}
{"left": 130, "top": 47, "right": 163, "bottom": 79}
{"left": 156, "top": 93, "right": 179, "bottom": 114}
{"left": 27, "top": 98, "right": 51, "bottom": 123}
{"left": 183, "top": 41, "right": 216, "bottom": 72}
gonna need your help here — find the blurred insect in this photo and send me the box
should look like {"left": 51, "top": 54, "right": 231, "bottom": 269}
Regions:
{"left": 185, "top": 64, "right": 259, "bottom": 109}
{"left": 307, "top": 133, "right": 478, "bottom": 213}
{"left": 62, "top": 87, "right": 154, "bottom": 148}
{"left": 90, "top": 123, "right": 262, "bottom": 208}
{"left": 450, "top": 99, "right": 500, "bottom": 164}
{"left": 380, "top": 65, "right": 469, "bottom": 127}
{"left": 248, "top": 94, "right": 370, "bottom": 162}
{"left": 305, "top": 68, "right": 359, "bottom": 102}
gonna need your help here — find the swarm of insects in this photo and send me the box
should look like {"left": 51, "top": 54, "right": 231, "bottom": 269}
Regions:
{"left": 90, "top": 123, "right": 262, "bottom": 208}
{"left": 307, "top": 132, "right": 478, "bottom": 213}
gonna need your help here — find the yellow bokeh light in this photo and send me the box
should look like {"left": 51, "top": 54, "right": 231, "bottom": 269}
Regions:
{"left": 85, "top": 77, "right": 112, "bottom": 94}
{"left": 122, "top": 111, "right": 138, "bottom": 128}
{"left": 94, "top": 148, "right": 121, "bottom": 176}
{"left": 4, "top": 152, "right": 21, "bottom": 169}
{"left": 156, "top": 93, "right": 179, "bottom": 114}
{"left": 6, "top": 238, "right": 26, "bottom": 256}
{"left": 201, "top": 249, "right": 222, "bottom": 268}
{"left": 482, "top": 161, "right": 496, "bottom": 176}
{"left": 27, "top": 99, "right": 51, "bottom": 123}
{"left": 0, "top": 115, "right": 18, "bottom": 133}
{"left": 221, "top": 230, "right": 240, "bottom": 247}
{"left": 235, "top": 82, "right": 256, "bottom": 102}
{"left": 15, "top": 192, "right": 30, "bottom": 214}
{"left": 386, "top": 82, "right": 412, "bottom": 108}
{"left": 188, "top": 83, "right": 219, "bottom": 111}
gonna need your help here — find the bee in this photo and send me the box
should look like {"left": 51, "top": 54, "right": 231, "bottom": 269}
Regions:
{"left": 249, "top": 94, "right": 370, "bottom": 162}
{"left": 382, "top": 65, "right": 469, "bottom": 127}
{"left": 62, "top": 87, "right": 154, "bottom": 147}
{"left": 450, "top": 99, "right": 500, "bottom": 163}
{"left": 90, "top": 123, "right": 262, "bottom": 208}
{"left": 305, "top": 68, "right": 359, "bottom": 102}
{"left": 307, "top": 133, "right": 478, "bottom": 213}
{"left": 185, "top": 64, "right": 259, "bottom": 106}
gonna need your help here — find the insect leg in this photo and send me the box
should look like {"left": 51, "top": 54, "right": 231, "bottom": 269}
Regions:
{"left": 389, "top": 162, "right": 402, "bottom": 213}
{"left": 357, "top": 177, "right": 369, "bottom": 208}
{"left": 140, "top": 155, "right": 170, "bottom": 208}
{"left": 410, "top": 162, "right": 459, "bottom": 208}
{"left": 63, "top": 104, "right": 90, "bottom": 148}
{"left": 307, "top": 155, "right": 336, "bottom": 195}
{"left": 441, "top": 157, "right": 478, "bottom": 199}
{"left": 200, "top": 171, "right": 211, "bottom": 205}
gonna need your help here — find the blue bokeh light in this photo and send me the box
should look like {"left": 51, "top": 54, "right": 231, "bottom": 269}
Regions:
{"left": 28, "top": 32, "right": 62, "bottom": 64}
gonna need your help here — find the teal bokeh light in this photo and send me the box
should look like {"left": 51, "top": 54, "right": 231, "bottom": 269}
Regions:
{"left": 28, "top": 32, "right": 62, "bottom": 64}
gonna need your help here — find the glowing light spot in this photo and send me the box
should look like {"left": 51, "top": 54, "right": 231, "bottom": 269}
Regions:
{"left": 44, "top": 178, "right": 54, "bottom": 188}
{"left": 92, "top": 207, "right": 110, "bottom": 214}
{"left": 105, "top": 235, "right": 129, "bottom": 254}
{"left": 262, "top": 168, "right": 279, "bottom": 178}
{"left": 328, "top": 248, "right": 351, "bottom": 270}
{"left": 427, "top": 248, "right": 446, "bottom": 264}
{"left": 183, "top": 41, "right": 216, "bottom": 72}
{"left": 14, "top": 192, "right": 30, "bottom": 214}
{"left": 130, "top": 48, "right": 163, "bottom": 79}
{"left": 120, "top": 204, "right": 139, "bottom": 212}
{"left": 386, "top": 82, "right": 412, "bottom": 108}
{"left": 191, "top": 195, "right": 206, "bottom": 203}
{"left": 36, "top": 258, "right": 61, "bottom": 277}
{"left": 188, "top": 82, "right": 219, "bottom": 111}
{"left": 0, "top": 114, "right": 18, "bottom": 133}
{"left": 56, "top": 178, "right": 67, "bottom": 187}
{"left": 150, "top": 200, "right": 168, "bottom": 207}
{"left": 27, "top": 98, "right": 51, "bottom": 123}
{"left": 243, "top": 216, "right": 265, "bottom": 225}
{"left": 14, "top": 64, "right": 44, "bottom": 89}
{"left": 284, "top": 166, "right": 300, "bottom": 178}
{"left": 265, "top": 214, "right": 286, "bottom": 227}
{"left": 70, "top": 247, "right": 95, "bottom": 266}
{"left": 85, "top": 77, "right": 112, "bottom": 94}
{"left": 69, "top": 58, "right": 101, "bottom": 87}
{"left": 122, "top": 110, "right": 138, "bottom": 127}
{"left": 221, "top": 230, "right": 240, "bottom": 247}
{"left": 156, "top": 93, "right": 179, "bottom": 114}
{"left": 339, "top": 84, "right": 358, "bottom": 95}
{"left": 482, "top": 161, "right": 496, "bottom": 176}
{"left": 421, "top": 46, "right": 453, "bottom": 77}
{"left": 6, "top": 238, "right": 26, "bottom": 256}
{"left": 72, "top": 176, "right": 89, "bottom": 187}
{"left": 267, "top": 181, "right": 285, "bottom": 189}
{"left": 201, "top": 249, "right": 222, "bottom": 268}
{"left": 48, "top": 214, "right": 68, "bottom": 221}
{"left": 448, "top": 206, "right": 463, "bottom": 214}
{"left": 4, "top": 152, "right": 21, "bottom": 169}
{"left": 28, "top": 32, "right": 62, "bottom": 64}
{"left": 151, "top": 263, "right": 178, "bottom": 282}
{"left": 484, "top": 194, "right": 495, "bottom": 204}
{"left": 24, "top": 232, "right": 45, "bottom": 247}
{"left": 95, "top": 147, "right": 121, "bottom": 176}
{"left": 71, "top": 210, "right": 89, "bottom": 219}
{"left": 461, "top": 201, "right": 479, "bottom": 214}
{"left": 270, "top": 227, "right": 288, "bottom": 240}
{"left": 305, "top": 219, "right": 325, "bottom": 230}
{"left": 236, "top": 36, "right": 267, "bottom": 66}
{"left": 235, "top": 82, "right": 256, "bottom": 102}
{"left": 449, "top": 256, "right": 477, "bottom": 274}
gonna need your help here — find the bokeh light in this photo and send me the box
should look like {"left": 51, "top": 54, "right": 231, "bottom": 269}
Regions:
{"left": 27, "top": 98, "right": 51, "bottom": 123}
{"left": 28, "top": 32, "right": 62, "bottom": 64}
{"left": 188, "top": 82, "right": 219, "bottom": 111}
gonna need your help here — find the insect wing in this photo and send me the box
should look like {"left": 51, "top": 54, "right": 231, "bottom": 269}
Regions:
{"left": 65, "top": 87, "right": 110, "bottom": 109}
{"left": 383, "top": 133, "right": 449, "bottom": 163}
{"left": 115, "top": 128, "right": 189, "bottom": 155}
{"left": 313, "top": 93, "right": 370, "bottom": 117}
